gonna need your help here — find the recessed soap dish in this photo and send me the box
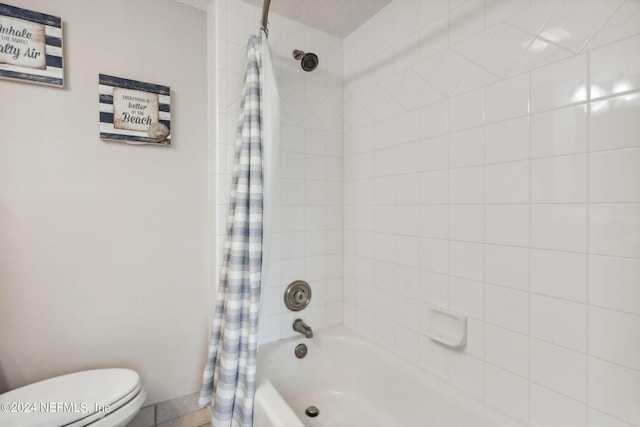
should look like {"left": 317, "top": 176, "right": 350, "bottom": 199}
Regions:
{"left": 425, "top": 306, "right": 467, "bottom": 348}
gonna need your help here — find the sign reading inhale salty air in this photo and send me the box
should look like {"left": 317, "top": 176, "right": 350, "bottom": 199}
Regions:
{"left": 0, "top": 3, "right": 64, "bottom": 87}
{"left": 0, "top": 15, "right": 46, "bottom": 69}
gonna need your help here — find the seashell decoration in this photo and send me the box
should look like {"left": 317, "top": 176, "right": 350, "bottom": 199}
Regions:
{"left": 147, "top": 122, "right": 170, "bottom": 142}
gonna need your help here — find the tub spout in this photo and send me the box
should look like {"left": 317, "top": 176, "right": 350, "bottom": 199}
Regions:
{"left": 293, "top": 319, "right": 313, "bottom": 338}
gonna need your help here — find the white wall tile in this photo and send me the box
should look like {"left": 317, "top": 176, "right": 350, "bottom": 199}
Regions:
{"left": 589, "top": 255, "right": 640, "bottom": 315}
{"left": 506, "top": 0, "right": 562, "bottom": 34}
{"left": 258, "top": 314, "right": 282, "bottom": 346}
{"left": 449, "top": 128, "right": 485, "bottom": 168}
{"left": 373, "top": 118, "right": 396, "bottom": 150}
{"left": 341, "top": 1, "right": 640, "bottom": 422}
{"left": 589, "top": 149, "right": 640, "bottom": 203}
{"left": 373, "top": 206, "right": 394, "bottom": 234}
{"left": 485, "top": 364, "right": 529, "bottom": 421}
{"left": 419, "top": 270, "right": 449, "bottom": 307}
{"left": 450, "top": 205, "right": 484, "bottom": 242}
{"left": 531, "top": 294, "right": 586, "bottom": 352}
{"left": 540, "top": 0, "right": 623, "bottom": 53}
{"left": 531, "top": 55, "right": 588, "bottom": 112}
{"left": 449, "top": 352, "right": 484, "bottom": 398}
{"left": 357, "top": 307, "right": 374, "bottom": 338}
{"left": 531, "top": 384, "right": 587, "bottom": 427}
{"left": 485, "top": 73, "right": 530, "bottom": 123}
{"left": 280, "top": 206, "right": 306, "bottom": 231}
{"left": 420, "top": 101, "right": 449, "bottom": 138}
{"left": 585, "top": 0, "right": 640, "bottom": 51}
{"left": 485, "top": 244, "right": 529, "bottom": 290}
{"left": 588, "top": 408, "right": 635, "bottom": 427}
{"left": 449, "top": 166, "right": 485, "bottom": 204}
{"left": 485, "top": 117, "right": 530, "bottom": 163}
{"left": 419, "top": 135, "right": 449, "bottom": 171}
{"left": 456, "top": 64, "right": 500, "bottom": 94}
{"left": 395, "top": 235, "right": 420, "bottom": 267}
{"left": 485, "top": 205, "right": 530, "bottom": 247}
{"left": 394, "top": 174, "right": 420, "bottom": 205}
{"left": 420, "top": 238, "right": 449, "bottom": 274}
{"left": 279, "top": 152, "right": 306, "bottom": 179}
{"left": 590, "top": 35, "right": 640, "bottom": 98}
{"left": 449, "top": 89, "right": 484, "bottom": 132}
{"left": 531, "top": 105, "right": 588, "bottom": 158}
{"left": 486, "top": 284, "right": 529, "bottom": 334}
{"left": 449, "top": 0, "right": 485, "bottom": 45}
{"left": 395, "top": 111, "right": 420, "bottom": 144}
{"left": 590, "top": 93, "right": 640, "bottom": 152}
{"left": 531, "top": 204, "right": 587, "bottom": 252}
{"left": 394, "top": 325, "right": 420, "bottom": 364}
{"left": 429, "top": 50, "right": 474, "bottom": 96}
{"left": 589, "top": 357, "right": 640, "bottom": 426}
{"left": 419, "top": 17, "right": 450, "bottom": 59}
{"left": 485, "top": 161, "right": 530, "bottom": 203}
{"left": 449, "top": 241, "right": 484, "bottom": 281}
{"left": 374, "top": 148, "right": 395, "bottom": 177}
{"left": 420, "top": 171, "right": 449, "bottom": 205}
{"left": 419, "top": 334, "right": 449, "bottom": 378}
{"left": 531, "top": 155, "right": 588, "bottom": 203}
{"left": 531, "top": 249, "right": 587, "bottom": 302}
{"left": 589, "top": 204, "right": 640, "bottom": 258}
{"left": 476, "top": 24, "right": 532, "bottom": 78}
{"left": 419, "top": 205, "right": 449, "bottom": 239}
{"left": 449, "top": 276, "right": 484, "bottom": 320}
{"left": 464, "top": 318, "right": 485, "bottom": 359}
{"left": 394, "top": 294, "right": 420, "bottom": 330}
{"left": 589, "top": 307, "right": 640, "bottom": 371}
{"left": 326, "top": 301, "right": 343, "bottom": 326}
{"left": 484, "top": 0, "right": 529, "bottom": 27}
{"left": 485, "top": 324, "right": 529, "bottom": 376}
{"left": 531, "top": 339, "right": 587, "bottom": 402}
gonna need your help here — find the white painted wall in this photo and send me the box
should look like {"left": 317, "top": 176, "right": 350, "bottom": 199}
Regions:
{"left": 0, "top": 0, "right": 210, "bottom": 404}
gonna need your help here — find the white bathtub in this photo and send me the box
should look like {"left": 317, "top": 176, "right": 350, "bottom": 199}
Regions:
{"left": 254, "top": 325, "right": 525, "bottom": 427}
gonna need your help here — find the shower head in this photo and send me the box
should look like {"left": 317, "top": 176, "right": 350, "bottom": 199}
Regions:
{"left": 292, "top": 49, "right": 319, "bottom": 72}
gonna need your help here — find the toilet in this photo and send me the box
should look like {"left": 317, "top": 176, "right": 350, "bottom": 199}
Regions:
{"left": 0, "top": 369, "right": 146, "bottom": 427}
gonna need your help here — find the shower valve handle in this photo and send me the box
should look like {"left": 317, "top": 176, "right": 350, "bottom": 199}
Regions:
{"left": 294, "top": 290, "right": 306, "bottom": 303}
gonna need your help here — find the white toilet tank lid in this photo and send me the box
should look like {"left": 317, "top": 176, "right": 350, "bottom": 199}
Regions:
{"left": 0, "top": 368, "right": 141, "bottom": 427}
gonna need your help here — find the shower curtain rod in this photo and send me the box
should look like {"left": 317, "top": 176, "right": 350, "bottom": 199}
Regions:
{"left": 261, "top": 0, "right": 272, "bottom": 36}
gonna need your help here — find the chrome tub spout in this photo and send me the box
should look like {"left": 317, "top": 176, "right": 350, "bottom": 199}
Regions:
{"left": 293, "top": 319, "right": 313, "bottom": 338}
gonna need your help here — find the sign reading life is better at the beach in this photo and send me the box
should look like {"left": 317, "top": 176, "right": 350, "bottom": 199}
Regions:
{"left": 99, "top": 74, "right": 171, "bottom": 146}
{"left": 0, "top": 3, "right": 64, "bottom": 87}
{"left": 112, "top": 88, "right": 159, "bottom": 132}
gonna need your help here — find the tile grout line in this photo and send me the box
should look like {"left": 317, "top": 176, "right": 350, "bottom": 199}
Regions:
{"left": 527, "top": 65, "right": 533, "bottom": 425}
{"left": 585, "top": 43, "right": 592, "bottom": 426}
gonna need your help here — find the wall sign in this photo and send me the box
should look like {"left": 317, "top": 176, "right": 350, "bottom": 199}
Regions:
{"left": 99, "top": 74, "right": 171, "bottom": 146}
{"left": 0, "top": 3, "right": 64, "bottom": 87}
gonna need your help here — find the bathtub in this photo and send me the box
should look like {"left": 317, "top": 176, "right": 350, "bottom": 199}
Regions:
{"left": 254, "top": 325, "right": 525, "bottom": 427}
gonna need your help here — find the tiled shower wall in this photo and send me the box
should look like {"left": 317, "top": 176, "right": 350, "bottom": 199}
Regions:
{"left": 213, "top": 0, "right": 343, "bottom": 345}
{"left": 342, "top": 0, "right": 640, "bottom": 425}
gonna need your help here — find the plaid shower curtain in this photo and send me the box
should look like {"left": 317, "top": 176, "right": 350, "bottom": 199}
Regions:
{"left": 199, "top": 35, "right": 265, "bottom": 427}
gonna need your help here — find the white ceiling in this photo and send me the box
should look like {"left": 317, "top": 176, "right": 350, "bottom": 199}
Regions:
{"left": 172, "top": 0, "right": 211, "bottom": 11}
{"left": 241, "top": 0, "right": 392, "bottom": 38}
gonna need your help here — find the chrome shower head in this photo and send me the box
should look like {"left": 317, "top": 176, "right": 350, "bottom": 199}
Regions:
{"left": 292, "top": 49, "right": 319, "bottom": 72}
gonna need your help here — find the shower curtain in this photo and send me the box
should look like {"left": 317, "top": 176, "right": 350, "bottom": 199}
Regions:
{"left": 199, "top": 34, "right": 279, "bottom": 427}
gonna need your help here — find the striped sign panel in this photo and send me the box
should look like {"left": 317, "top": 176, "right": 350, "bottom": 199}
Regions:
{"left": 99, "top": 74, "right": 171, "bottom": 146}
{"left": 0, "top": 3, "right": 64, "bottom": 87}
